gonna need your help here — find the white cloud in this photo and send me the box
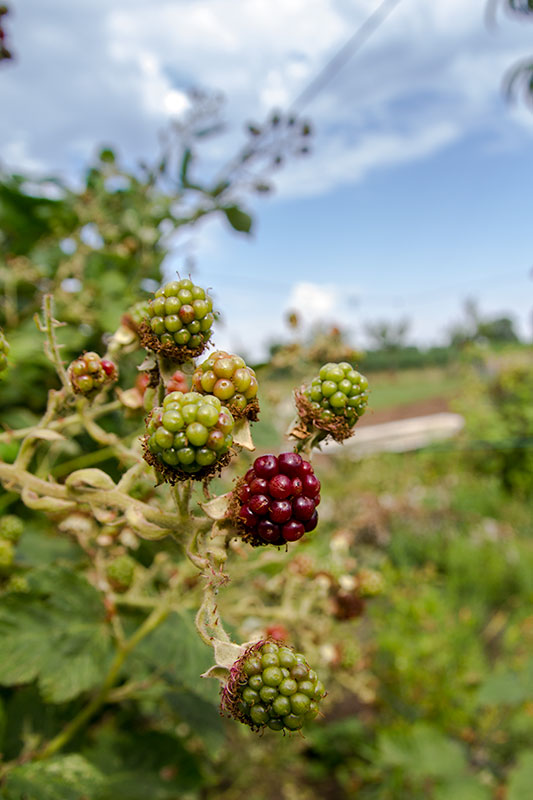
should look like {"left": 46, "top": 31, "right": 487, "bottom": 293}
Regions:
{"left": 1, "top": 0, "right": 532, "bottom": 194}
{"left": 286, "top": 281, "right": 339, "bottom": 322}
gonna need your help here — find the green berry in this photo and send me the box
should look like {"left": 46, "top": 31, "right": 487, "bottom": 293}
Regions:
{"left": 144, "top": 393, "right": 235, "bottom": 480}
{"left": 222, "top": 641, "right": 326, "bottom": 733}
{"left": 0, "top": 515, "right": 23, "bottom": 543}
{"left": 106, "top": 555, "right": 136, "bottom": 592}
{"left": 192, "top": 350, "right": 259, "bottom": 418}
{"left": 144, "top": 279, "right": 216, "bottom": 356}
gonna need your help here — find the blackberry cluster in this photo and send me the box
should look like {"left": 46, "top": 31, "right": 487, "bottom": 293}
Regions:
{"left": 68, "top": 352, "right": 118, "bottom": 396}
{"left": 192, "top": 350, "right": 259, "bottom": 420}
{"left": 233, "top": 453, "right": 320, "bottom": 546}
{"left": 106, "top": 555, "right": 136, "bottom": 593}
{"left": 222, "top": 640, "right": 326, "bottom": 732}
{"left": 0, "top": 329, "right": 9, "bottom": 373}
{"left": 297, "top": 361, "right": 369, "bottom": 441}
{"left": 143, "top": 391, "right": 234, "bottom": 481}
{"left": 124, "top": 300, "right": 150, "bottom": 333}
{"left": 141, "top": 278, "right": 215, "bottom": 360}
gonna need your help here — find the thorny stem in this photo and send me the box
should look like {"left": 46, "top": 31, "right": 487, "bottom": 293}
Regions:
{"left": 0, "top": 400, "right": 122, "bottom": 443}
{"left": 0, "top": 461, "right": 180, "bottom": 531}
{"left": 35, "top": 294, "right": 70, "bottom": 391}
{"left": 14, "top": 389, "right": 66, "bottom": 471}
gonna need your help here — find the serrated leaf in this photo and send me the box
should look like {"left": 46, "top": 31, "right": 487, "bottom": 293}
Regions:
{"left": 508, "top": 751, "right": 533, "bottom": 800}
{"left": 3, "top": 754, "right": 105, "bottom": 800}
{"left": 83, "top": 727, "right": 205, "bottom": 799}
{"left": 222, "top": 205, "right": 253, "bottom": 233}
{"left": 0, "top": 567, "right": 113, "bottom": 702}
{"left": 128, "top": 610, "right": 218, "bottom": 703}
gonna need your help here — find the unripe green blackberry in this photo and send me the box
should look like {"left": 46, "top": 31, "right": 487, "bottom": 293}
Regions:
{"left": 139, "top": 278, "right": 216, "bottom": 362}
{"left": 124, "top": 300, "right": 150, "bottom": 334}
{"left": 5, "top": 574, "right": 30, "bottom": 594}
{"left": 106, "top": 555, "right": 136, "bottom": 593}
{"left": 142, "top": 391, "right": 234, "bottom": 482}
{"left": 0, "top": 514, "right": 24, "bottom": 543}
{"left": 296, "top": 361, "right": 369, "bottom": 442}
{"left": 0, "top": 328, "right": 9, "bottom": 374}
{"left": 68, "top": 352, "right": 118, "bottom": 396}
{"left": 0, "top": 539, "right": 14, "bottom": 570}
{"left": 221, "top": 640, "right": 326, "bottom": 733}
{"left": 192, "top": 350, "right": 259, "bottom": 420}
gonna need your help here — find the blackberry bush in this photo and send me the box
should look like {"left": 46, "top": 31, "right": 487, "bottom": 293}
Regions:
{"left": 231, "top": 452, "right": 320, "bottom": 546}
{"left": 143, "top": 390, "right": 234, "bottom": 482}
{"left": 68, "top": 352, "right": 118, "bottom": 396}
{"left": 140, "top": 277, "right": 216, "bottom": 361}
{"left": 295, "top": 360, "right": 369, "bottom": 442}
{"left": 221, "top": 640, "right": 326, "bottom": 732}
{"left": 192, "top": 350, "right": 259, "bottom": 420}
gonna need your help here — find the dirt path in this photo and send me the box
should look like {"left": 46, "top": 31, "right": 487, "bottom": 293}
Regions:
{"left": 358, "top": 395, "right": 451, "bottom": 426}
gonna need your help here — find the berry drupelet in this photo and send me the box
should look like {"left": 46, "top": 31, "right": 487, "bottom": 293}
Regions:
{"left": 296, "top": 361, "right": 369, "bottom": 442}
{"left": 143, "top": 390, "right": 235, "bottom": 482}
{"left": 140, "top": 278, "right": 216, "bottom": 361}
{"left": 192, "top": 350, "right": 259, "bottom": 420}
{"left": 221, "top": 640, "right": 326, "bottom": 733}
{"left": 232, "top": 452, "right": 320, "bottom": 546}
{"left": 68, "top": 352, "right": 118, "bottom": 397}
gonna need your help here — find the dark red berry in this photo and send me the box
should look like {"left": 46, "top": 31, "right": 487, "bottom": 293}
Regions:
{"left": 302, "top": 474, "right": 320, "bottom": 497}
{"left": 258, "top": 519, "right": 281, "bottom": 543}
{"left": 303, "top": 511, "right": 318, "bottom": 532}
{"left": 298, "top": 461, "right": 313, "bottom": 477}
{"left": 101, "top": 359, "right": 115, "bottom": 376}
{"left": 292, "top": 496, "right": 316, "bottom": 521}
{"left": 254, "top": 454, "right": 278, "bottom": 480}
{"left": 240, "top": 506, "right": 258, "bottom": 528}
{"left": 245, "top": 468, "right": 256, "bottom": 483}
{"left": 277, "top": 452, "right": 302, "bottom": 477}
{"left": 237, "top": 484, "right": 252, "bottom": 503}
{"left": 250, "top": 477, "right": 269, "bottom": 495}
{"left": 270, "top": 500, "right": 292, "bottom": 523}
{"left": 268, "top": 474, "right": 292, "bottom": 500}
{"left": 249, "top": 494, "right": 270, "bottom": 516}
{"left": 291, "top": 478, "right": 303, "bottom": 496}
{"left": 282, "top": 520, "right": 305, "bottom": 541}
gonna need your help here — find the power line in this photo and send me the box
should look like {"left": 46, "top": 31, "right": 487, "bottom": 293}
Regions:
{"left": 289, "top": 0, "right": 404, "bottom": 114}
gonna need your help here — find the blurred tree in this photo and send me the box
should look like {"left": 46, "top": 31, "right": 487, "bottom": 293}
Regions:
{"left": 364, "top": 318, "right": 410, "bottom": 351}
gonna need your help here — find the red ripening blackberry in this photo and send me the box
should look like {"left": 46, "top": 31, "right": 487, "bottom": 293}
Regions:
{"left": 68, "top": 352, "right": 118, "bottom": 396}
{"left": 231, "top": 452, "right": 320, "bottom": 546}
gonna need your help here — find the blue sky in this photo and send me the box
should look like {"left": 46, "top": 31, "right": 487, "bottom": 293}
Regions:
{"left": 1, "top": 0, "right": 532, "bottom": 357}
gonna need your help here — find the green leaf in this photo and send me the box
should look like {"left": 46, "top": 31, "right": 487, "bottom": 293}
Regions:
{"left": 3, "top": 754, "right": 105, "bottom": 800}
{"left": 83, "top": 726, "right": 206, "bottom": 798}
{"left": 0, "top": 567, "right": 113, "bottom": 702}
{"left": 434, "top": 777, "right": 491, "bottom": 800}
{"left": 222, "top": 205, "right": 253, "bottom": 233}
{"left": 378, "top": 723, "right": 466, "bottom": 780}
{"left": 129, "top": 610, "right": 218, "bottom": 703}
{"left": 477, "top": 661, "right": 533, "bottom": 707}
{"left": 508, "top": 751, "right": 533, "bottom": 800}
